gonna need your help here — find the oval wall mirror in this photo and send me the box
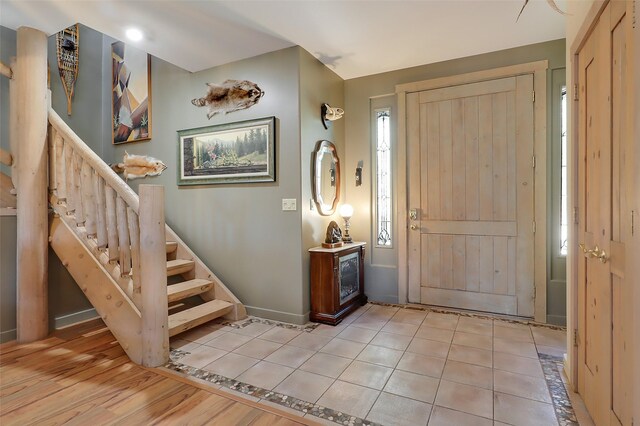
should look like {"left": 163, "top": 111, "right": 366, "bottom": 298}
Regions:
{"left": 311, "top": 140, "right": 340, "bottom": 216}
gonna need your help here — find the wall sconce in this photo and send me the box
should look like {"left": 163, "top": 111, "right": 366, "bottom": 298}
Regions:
{"left": 339, "top": 203, "right": 354, "bottom": 243}
{"left": 321, "top": 103, "right": 344, "bottom": 129}
{"left": 355, "top": 160, "right": 363, "bottom": 186}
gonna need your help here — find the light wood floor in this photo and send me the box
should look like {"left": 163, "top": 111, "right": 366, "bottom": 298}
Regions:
{"left": 0, "top": 320, "right": 316, "bottom": 425}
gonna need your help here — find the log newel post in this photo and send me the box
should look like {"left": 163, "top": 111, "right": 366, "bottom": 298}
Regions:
{"left": 139, "top": 184, "right": 169, "bottom": 366}
{"left": 16, "top": 27, "right": 49, "bottom": 343}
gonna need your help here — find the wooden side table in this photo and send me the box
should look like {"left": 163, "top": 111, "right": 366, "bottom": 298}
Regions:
{"left": 309, "top": 242, "right": 367, "bottom": 325}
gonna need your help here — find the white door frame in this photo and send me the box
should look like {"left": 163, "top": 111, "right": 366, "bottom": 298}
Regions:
{"left": 396, "top": 61, "right": 548, "bottom": 323}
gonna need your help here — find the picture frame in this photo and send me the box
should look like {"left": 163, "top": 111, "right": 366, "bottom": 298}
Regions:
{"left": 178, "top": 116, "right": 276, "bottom": 185}
{"left": 112, "top": 41, "right": 152, "bottom": 144}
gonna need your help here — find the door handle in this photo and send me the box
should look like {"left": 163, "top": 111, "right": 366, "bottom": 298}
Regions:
{"left": 410, "top": 224, "right": 419, "bottom": 231}
{"left": 590, "top": 245, "right": 608, "bottom": 264}
{"left": 579, "top": 243, "right": 608, "bottom": 263}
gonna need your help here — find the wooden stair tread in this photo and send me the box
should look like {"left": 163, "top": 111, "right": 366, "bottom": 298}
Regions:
{"left": 168, "top": 299, "right": 233, "bottom": 337}
{"left": 166, "top": 259, "right": 195, "bottom": 276}
{"left": 167, "top": 279, "right": 214, "bottom": 303}
{"left": 166, "top": 241, "right": 178, "bottom": 253}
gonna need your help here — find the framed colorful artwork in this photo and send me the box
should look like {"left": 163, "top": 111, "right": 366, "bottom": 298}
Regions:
{"left": 112, "top": 41, "right": 151, "bottom": 144}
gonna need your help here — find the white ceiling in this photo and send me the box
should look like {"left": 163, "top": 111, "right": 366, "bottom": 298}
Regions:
{"left": 0, "top": 0, "right": 566, "bottom": 80}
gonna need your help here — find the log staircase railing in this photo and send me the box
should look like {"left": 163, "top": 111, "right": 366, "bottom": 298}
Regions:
{"left": 47, "top": 109, "right": 246, "bottom": 366}
{"left": 2, "top": 28, "right": 245, "bottom": 364}
{"left": 48, "top": 109, "right": 168, "bottom": 366}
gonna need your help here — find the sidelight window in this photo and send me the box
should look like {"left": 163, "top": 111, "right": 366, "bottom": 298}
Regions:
{"left": 375, "top": 108, "right": 392, "bottom": 246}
{"left": 560, "top": 87, "right": 568, "bottom": 255}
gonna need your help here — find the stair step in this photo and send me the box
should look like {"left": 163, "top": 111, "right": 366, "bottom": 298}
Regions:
{"left": 166, "top": 241, "right": 178, "bottom": 254}
{"left": 166, "top": 259, "right": 195, "bottom": 276}
{"left": 168, "top": 299, "right": 234, "bottom": 337}
{"left": 168, "top": 279, "right": 214, "bottom": 303}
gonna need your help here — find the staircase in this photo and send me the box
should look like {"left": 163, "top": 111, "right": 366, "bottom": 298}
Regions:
{"left": 47, "top": 109, "right": 246, "bottom": 366}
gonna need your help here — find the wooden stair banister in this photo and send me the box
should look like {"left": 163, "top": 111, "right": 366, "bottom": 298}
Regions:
{"left": 0, "top": 60, "right": 12, "bottom": 79}
{"left": 45, "top": 107, "right": 246, "bottom": 367}
{"left": 48, "top": 110, "right": 168, "bottom": 366}
{"left": 139, "top": 185, "right": 169, "bottom": 367}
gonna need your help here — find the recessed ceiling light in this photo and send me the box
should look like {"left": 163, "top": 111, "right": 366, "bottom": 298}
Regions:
{"left": 125, "top": 28, "right": 143, "bottom": 42}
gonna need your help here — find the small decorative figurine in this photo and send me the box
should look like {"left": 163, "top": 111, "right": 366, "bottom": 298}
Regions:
{"left": 322, "top": 221, "right": 344, "bottom": 248}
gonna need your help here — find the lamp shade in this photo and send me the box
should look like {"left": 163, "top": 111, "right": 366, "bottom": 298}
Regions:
{"left": 339, "top": 203, "right": 354, "bottom": 219}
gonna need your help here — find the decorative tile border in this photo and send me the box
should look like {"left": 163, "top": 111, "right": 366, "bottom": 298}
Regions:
{"left": 539, "top": 354, "right": 578, "bottom": 426}
{"left": 219, "top": 316, "right": 320, "bottom": 333}
{"left": 170, "top": 307, "right": 572, "bottom": 425}
{"left": 165, "top": 353, "right": 380, "bottom": 425}
{"left": 368, "top": 301, "right": 567, "bottom": 331}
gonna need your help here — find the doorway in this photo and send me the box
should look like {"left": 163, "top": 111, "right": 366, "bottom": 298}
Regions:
{"left": 397, "top": 62, "right": 548, "bottom": 321}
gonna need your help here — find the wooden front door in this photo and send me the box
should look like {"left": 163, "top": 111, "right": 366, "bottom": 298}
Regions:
{"left": 577, "top": 2, "right": 632, "bottom": 425}
{"left": 407, "top": 75, "right": 535, "bottom": 316}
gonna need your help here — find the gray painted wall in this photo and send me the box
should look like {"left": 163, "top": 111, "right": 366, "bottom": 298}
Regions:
{"left": 0, "top": 25, "right": 101, "bottom": 342}
{"left": 298, "top": 48, "right": 345, "bottom": 314}
{"left": 344, "top": 39, "right": 566, "bottom": 322}
{"left": 0, "top": 216, "right": 17, "bottom": 342}
{"left": 1, "top": 23, "right": 568, "bottom": 339}
{"left": 104, "top": 46, "right": 310, "bottom": 324}
{"left": 0, "top": 26, "right": 15, "bottom": 176}
{"left": 1, "top": 26, "right": 17, "bottom": 342}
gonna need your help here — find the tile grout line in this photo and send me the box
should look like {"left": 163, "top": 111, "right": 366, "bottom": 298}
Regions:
{"left": 171, "top": 305, "right": 572, "bottom": 426}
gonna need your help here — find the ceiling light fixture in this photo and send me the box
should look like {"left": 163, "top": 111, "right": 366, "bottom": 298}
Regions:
{"left": 125, "top": 28, "right": 143, "bottom": 42}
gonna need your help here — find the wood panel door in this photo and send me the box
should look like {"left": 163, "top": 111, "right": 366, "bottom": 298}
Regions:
{"left": 577, "top": 2, "right": 632, "bottom": 425}
{"left": 407, "top": 75, "right": 535, "bottom": 316}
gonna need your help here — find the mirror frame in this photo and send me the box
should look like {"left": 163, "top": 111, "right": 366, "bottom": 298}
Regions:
{"left": 311, "top": 140, "right": 340, "bottom": 216}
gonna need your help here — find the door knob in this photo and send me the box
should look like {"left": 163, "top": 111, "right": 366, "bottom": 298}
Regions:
{"left": 590, "top": 245, "right": 608, "bottom": 264}
{"left": 410, "top": 224, "right": 418, "bottom": 230}
{"left": 579, "top": 243, "right": 609, "bottom": 263}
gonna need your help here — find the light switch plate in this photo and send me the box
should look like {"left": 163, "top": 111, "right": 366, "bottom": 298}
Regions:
{"left": 282, "top": 198, "right": 297, "bottom": 211}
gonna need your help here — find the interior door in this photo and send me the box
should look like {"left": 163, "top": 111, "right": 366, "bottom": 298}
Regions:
{"left": 407, "top": 75, "right": 535, "bottom": 316}
{"left": 577, "top": 2, "right": 631, "bottom": 425}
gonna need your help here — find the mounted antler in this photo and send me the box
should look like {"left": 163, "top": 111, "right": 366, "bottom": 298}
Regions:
{"left": 517, "top": 0, "right": 567, "bottom": 22}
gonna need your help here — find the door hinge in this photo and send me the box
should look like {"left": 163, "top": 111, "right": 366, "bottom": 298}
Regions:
{"left": 573, "top": 329, "right": 580, "bottom": 347}
{"left": 573, "top": 207, "right": 579, "bottom": 224}
{"left": 533, "top": 221, "right": 537, "bottom": 233}
{"left": 532, "top": 90, "right": 536, "bottom": 103}
{"left": 632, "top": 210, "right": 635, "bottom": 236}
{"left": 532, "top": 155, "right": 536, "bottom": 169}
{"left": 573, "top": 83, "right": 579, "bottom": 101}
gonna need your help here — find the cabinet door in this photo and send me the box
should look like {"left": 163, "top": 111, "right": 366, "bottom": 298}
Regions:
{"left": 338, "top": 251, "right": 360, "bottom": 306}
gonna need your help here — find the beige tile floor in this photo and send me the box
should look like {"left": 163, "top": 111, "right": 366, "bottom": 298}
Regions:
{"left": 171, "top": 304, "right": 568, "bottom": 426}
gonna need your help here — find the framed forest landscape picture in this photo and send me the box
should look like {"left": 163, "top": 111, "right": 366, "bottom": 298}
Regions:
{"left": 112, "top": 41, "right": 151, "bottom": 144}
{"left": 178, "top": 117, "right": 276, "bottom": 185}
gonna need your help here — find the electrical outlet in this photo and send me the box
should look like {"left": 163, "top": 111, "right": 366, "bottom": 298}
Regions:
{"left": 282, "top": 198, "right": 297, "bottom": 211}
